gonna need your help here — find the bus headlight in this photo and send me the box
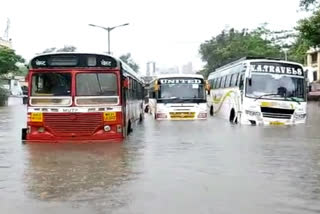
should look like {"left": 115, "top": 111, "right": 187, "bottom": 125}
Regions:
{"left": 104, "top": 125, "right": 111, "bottom": 132}
{"left": 156, "top": 113, "right": 167, "bottom": 119}
{"left": 198, "top": 113, "right": 207, "bottom": 118}
{"left": 38, "top": 127, "right": 45, "bottom": 133}
{"left": 294, "top": 113, "right": 306, "bottom": 120}
{"left": 245, "top": 110, "right": 261, "bottom": 117}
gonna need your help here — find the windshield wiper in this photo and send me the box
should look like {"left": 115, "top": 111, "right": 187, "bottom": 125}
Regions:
{"left": 254, "top": 93, "right": 279, "bottom": 101}
{"left": 285, "top": 97, "right": 301, "bottom": 104}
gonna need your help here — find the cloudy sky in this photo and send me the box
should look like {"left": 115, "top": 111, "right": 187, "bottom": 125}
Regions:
{"left": 0, "top": 0, "right": 309, "bottom": 74}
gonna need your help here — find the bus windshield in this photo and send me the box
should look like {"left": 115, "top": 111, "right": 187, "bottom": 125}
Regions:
{"left": 75, "top": 73, "right": 118, "bottom": 106}
{"left": 31, "top": 73, "right": 71, "bottom": 96}
{"left": 246, "top": 74, "right": 305, "bottom": 101}
{"left": 76, "top": 73, "right": 118, "bottom": 96}
{"left": 159, "top": 81, "right": 206, "bottom": 102}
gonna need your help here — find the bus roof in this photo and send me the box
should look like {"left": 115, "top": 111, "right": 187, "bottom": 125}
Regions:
{"left": 29, "top": 52, "right": 144, "bottom": 83}
{"left": 209, "top": 57, "right": 304, "bottom": 78}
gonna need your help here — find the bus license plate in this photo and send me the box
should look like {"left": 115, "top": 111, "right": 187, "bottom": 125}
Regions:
{"left": 269, "top": 121, "right": 285, "bottom": 125}
{"left": 104, "top": 112, "right": 116, "bottom": 121}
{"left": 31, "top": 112, "right": 43, "bottom": 122}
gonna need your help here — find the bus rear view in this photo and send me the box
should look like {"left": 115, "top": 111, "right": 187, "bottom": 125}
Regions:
{"left": 148, "top": 74, "right": 207, "bottom": 120}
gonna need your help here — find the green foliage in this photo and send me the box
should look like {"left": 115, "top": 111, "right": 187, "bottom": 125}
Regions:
{"left": 56, "top": 45, "right": 77, "bottom": 52}
{"left": 41, "top": 45, "right": 77, "bottom": 54}
{"left": 119, "top": 53, "right": 139, "bottom": 72}
{"left": 42, "top": 47, "right": 57, "bottom": 53}
{"left": 296, "top": 9, "right": 320, "bottom": 47}
{"left": 288, "top": 37, "right": 309, "bottom": 64}
{"left": 300, "top": 0, "right": 319, "bottom": 10}
{"left": 16, "top": 64, "right": 28, "bottom": 76}
{"left": 199, "top": 26, "right": 283, "bottom": 77}
{"left": 0, "top": 47, "right": 25, "bottom": 76}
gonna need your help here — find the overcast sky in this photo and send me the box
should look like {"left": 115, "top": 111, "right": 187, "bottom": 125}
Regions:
{"left": 0, "top": 0, "right": 309, "bottom": 74}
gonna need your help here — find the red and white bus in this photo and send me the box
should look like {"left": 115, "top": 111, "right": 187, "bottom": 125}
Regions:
{"left": 22, "top": 53, "right": 145, "bottom": 142}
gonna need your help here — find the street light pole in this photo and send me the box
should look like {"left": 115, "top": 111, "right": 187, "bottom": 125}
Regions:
{"left": 88, "top": 23, "right": 129, "bottom": 54}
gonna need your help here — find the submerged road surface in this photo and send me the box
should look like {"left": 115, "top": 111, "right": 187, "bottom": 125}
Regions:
{"left": 0, "top": 103, "right": 320, "bottom": 214}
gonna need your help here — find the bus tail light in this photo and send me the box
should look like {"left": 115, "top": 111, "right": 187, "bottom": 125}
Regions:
{"left": 198, "top": 113, "right": 207, "bottom": 118}
{"left": 156, "top": 113, "right": 167, "bottom": 119}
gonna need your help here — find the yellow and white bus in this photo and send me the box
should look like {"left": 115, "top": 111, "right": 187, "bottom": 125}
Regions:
{"left": 147, "top": 74, "right": 207, "bottom": 120}
{"left": 207, "top": 57, "right": 307, "bottom": 125}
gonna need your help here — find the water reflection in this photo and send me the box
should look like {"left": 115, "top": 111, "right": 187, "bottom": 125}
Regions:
{"left": 24, "top": 143, "right": 136, "bottom": 208}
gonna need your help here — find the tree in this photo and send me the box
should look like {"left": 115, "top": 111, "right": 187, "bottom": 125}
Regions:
{"left": 300, "top": 0, "right": 319, "bottom": 10}
{"left": 199, "top": 26, "right": 283, "bottom": 77}
{"left": 119, "top": 53, "right": 139, "bottom": 72}
{"left": 296, "top": 9, "right": 320, "bottom": 47}
{"left": 56, "top": 45, "right": 77, "bottom": 52}
{"left": 40, "top": 45, "right": 77, "bottom": 54}
{"left": 0, "top": 47, "right": 25, "bottom": 76}
{"left": 42, "top": 47, "right": 56, "bottom": 53}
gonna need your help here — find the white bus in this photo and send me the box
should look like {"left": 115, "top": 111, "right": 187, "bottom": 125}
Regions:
{"left": 207, "top": 57, "right": 307, "bottom": 125}
{"left": 147, "top": 74, "right": 207, "bottom": 120}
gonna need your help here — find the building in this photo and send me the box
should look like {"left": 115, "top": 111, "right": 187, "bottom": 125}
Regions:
{"left": 146, "top": 61, "right": 156, "bottom": 76}
{"left": 156, "top": 67, "right": 179, "bottom": 75}
{"left": 181, "top": 62, "right": 194, "bottom": 74}
{"left": 306, "top": 47, "right": 320, "bottom": 82}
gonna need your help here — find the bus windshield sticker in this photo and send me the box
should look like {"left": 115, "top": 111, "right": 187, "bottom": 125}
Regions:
{"left": 192, "top": 84, "right": 199, "bottom": 89}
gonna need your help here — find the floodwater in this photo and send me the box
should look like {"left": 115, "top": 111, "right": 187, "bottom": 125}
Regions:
{"left": 0, "top": 103, "right": 320, "bottom": 214}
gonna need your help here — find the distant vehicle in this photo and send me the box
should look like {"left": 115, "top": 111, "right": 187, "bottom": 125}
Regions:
{"left": 22, "top": 52, "right": 145, "bottom": 142}
{"left": 0, "top": 78, "right": 23, "bottom": 96}
{"left": 146, "top": 74, "right": 207, "bottom": 120}
{"left": 207, "top": 57, "right": 307, "bottom": 125}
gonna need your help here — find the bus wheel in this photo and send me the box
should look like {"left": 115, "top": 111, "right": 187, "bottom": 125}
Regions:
{"left": 229, "top": 109, "right": 237, "bottom": 124}
{"left": 127, "top": 120, "right": 133, "bottom": 134}
{"left": 210, "top": 106, "right": 214, "bottom": 116}
{"left": 139, "top": 113, "right": 144, "bottom": 123}
{"left": 21, "top": 128, "right": 27, "bottom": 144}
{"left": 144, "top": 105, "right": 149, "bottom": 113}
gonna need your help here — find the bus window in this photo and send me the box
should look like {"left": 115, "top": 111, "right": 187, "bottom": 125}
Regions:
{"left": 216, "top": 78, "right": 221, "bottom": 89}
{"left": 220, "top": 76, "right": 226, "bottom": 88}
{"left": 238, "top": 73, "right": 244, "bottom": 90}
{"left": 231, "top": 73, "right": 239, "bottom": 87}
{"left": 212, "top": 79, "right": 216, "bottom": 89}
{"left": 225, "top": 75, "right": 232, "bottom": 88}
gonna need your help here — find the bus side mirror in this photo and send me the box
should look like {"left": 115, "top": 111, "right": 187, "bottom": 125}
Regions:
{"left": 123, "top": 78, "right": 129, "bottom": 88}
{"left": 248, "top": 78, "right": 252, "bottom": 86}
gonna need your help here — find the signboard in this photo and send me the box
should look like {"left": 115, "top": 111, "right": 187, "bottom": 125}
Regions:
{"left": 30, "top": 54, "right": 118, "bottom": 68}
{"left": 250, "top": 62, "right": 304, "bottom": 76}
{"left": 159, "top": 78, "right": 203, "bottom": 84}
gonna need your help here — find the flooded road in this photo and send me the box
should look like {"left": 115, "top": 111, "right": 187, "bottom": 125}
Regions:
{"left": 0, "top": 103, "right": 320, "bottom": 214}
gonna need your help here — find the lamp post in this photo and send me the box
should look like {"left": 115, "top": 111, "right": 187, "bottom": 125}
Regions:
{"left": 283, "top": 48, "right": 289, "bottom": 61}
{"left": 88, "top": 23, "right": 129, "bottom": 54}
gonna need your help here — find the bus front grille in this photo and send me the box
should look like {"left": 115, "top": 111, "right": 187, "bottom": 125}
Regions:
{"left": 262, "top": 112, "right": 292, "bottom": 119}
{"left": 261, "top": 107, "right": 294, "bottom": 120}
{"left": 169, "top": 112, "right": 195, "bottom": 119}
{"left": 44, "top": 113, "right": 102, "bottom": 136}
